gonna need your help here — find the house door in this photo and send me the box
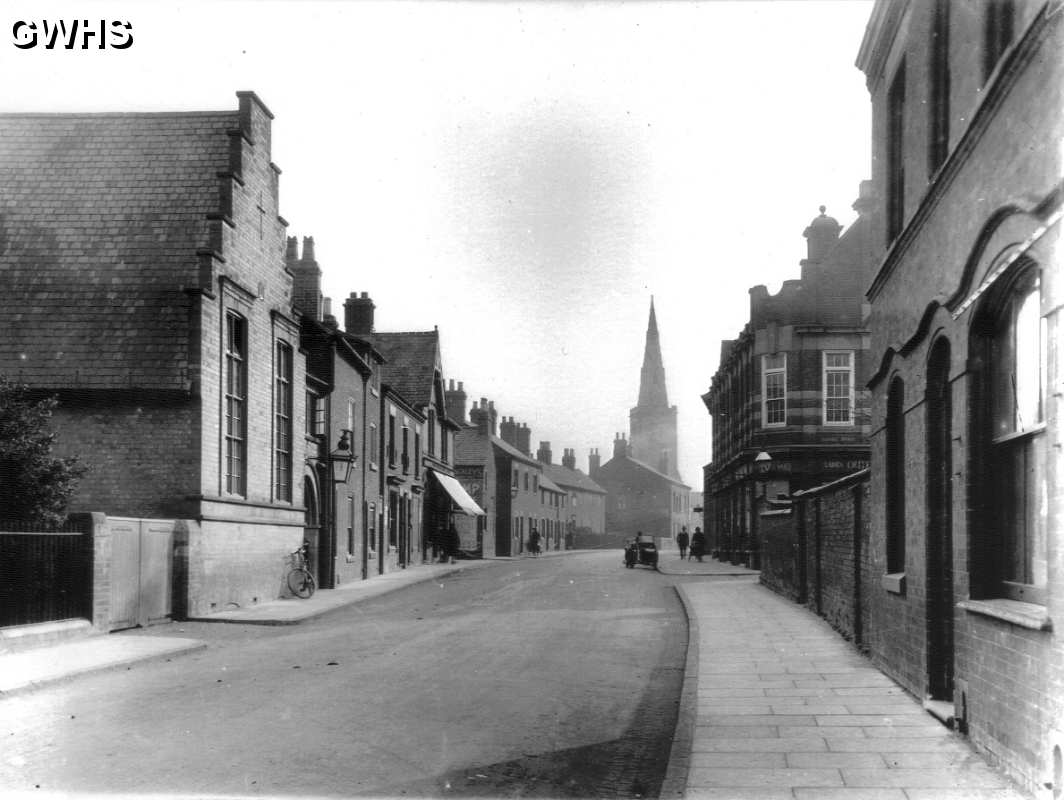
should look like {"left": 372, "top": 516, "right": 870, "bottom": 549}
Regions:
{"left": 109, "top": 518, "right": 174, "bottom": 631}
{"left": 926, "top": 339, "right": 954, "bottom": 701}
{"left": 303, "top": 477, "right": 320, "bottom": 581}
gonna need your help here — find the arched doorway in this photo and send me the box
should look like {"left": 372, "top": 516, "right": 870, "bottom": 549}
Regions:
{"left": 303, "top": 476, "right": 320, "bottom": 582}
{"left": 925, "top": 337, "right": 954, "bottom": 702}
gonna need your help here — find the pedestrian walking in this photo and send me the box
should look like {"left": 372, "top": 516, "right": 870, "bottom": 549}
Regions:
{"left": 690, "top": 527, "right": 706, "bottom": 562}
{"left": 676, "top": 527, "right": 689, "bottom": 560}
{"left": 529, "top": 527, "right": 541, "bottom": 557}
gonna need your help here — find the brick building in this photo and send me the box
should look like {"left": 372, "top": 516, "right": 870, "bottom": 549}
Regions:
{"left": 290, "top": 237, "right": 383, "bottom": 588}
{"left": 538, "top": 445, "right": 607, "bottom": 545}
{"left": 0, "top": 92, "right": 306, "bottom": 617}
{"left": 701, "top": 202, "right": 873, "bottom": 565}
{"left": 344, "top": 294, "right": 475, "bottom": 571}
{"left": 857, "top": 1, "right": 1063, "bottom": 792}
{"left": 594, "top": 433, "right": 690, "bottom": 542}
{"left": 451, "top": 396, "right": 556, "bottom": 557}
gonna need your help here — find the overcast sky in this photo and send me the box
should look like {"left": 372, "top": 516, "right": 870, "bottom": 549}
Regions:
{"left": 2, "top": 0, "right": 873, "bottom": 488}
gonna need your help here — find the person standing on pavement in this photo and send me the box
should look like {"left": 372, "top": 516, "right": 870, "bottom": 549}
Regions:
{"left": 529, "top": 527, "right": 541, "bottom": 556}
{"left": 690, "top": 527, "right": 706, "bottom": 562}
{"left": 676, "top": 527, "right": 689, "bottom": 560}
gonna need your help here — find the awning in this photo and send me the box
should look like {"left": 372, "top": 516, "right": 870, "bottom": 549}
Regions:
{"left": 430, "top": 471, "right": 485, "bottom": 516}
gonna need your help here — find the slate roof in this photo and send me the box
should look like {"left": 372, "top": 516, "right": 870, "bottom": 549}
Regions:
{"left": 364, "top": 331, "right": 439, "bottom": 409}
{"left": 543, "top": 462, "right": 606, "bottom": 495}
{"left": 454, "top": 427, "right": 540, "bottom": 468}
{"left": 0, "top": 111, "right": 237, "bottom": 390}
{"left": 599, "top": 453, "right": 690, "bottom": 489}
{"left": 537, "top": 472, "right": 565, "bottom": 494}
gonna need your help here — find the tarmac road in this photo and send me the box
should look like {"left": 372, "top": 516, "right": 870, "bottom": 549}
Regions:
{"left": 0, "top": 551, "right": 687, "bottom": 798}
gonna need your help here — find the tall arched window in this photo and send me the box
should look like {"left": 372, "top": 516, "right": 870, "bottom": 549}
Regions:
{"left": 974, "top": 262, "right": 1046, "bottom": 603}
{"left": 885, "top": 377, "right": 906, "bottom": 574}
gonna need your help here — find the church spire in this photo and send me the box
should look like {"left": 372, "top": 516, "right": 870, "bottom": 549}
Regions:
{"left": 637, "top": 297, "right": 669, "bottom": 409}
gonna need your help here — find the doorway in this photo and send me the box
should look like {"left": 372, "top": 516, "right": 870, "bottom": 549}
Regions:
{"left": 926, "top": 338, "right": 954, "bottom": 702}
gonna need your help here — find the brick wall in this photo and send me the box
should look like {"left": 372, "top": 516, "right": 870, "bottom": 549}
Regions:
{"left": 759, "top": 470, "right": 871, "bottom": 648}
{"left": 52, "top": 395, "right": 198, "bottom": 519}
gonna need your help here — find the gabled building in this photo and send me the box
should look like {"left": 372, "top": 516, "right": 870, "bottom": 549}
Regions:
{"left": 0, "top": 92, "right": 305, "bottom": 617}
{"left": 538, "top": 445, "right": 607, "bottom": 545}
{"left": 594, "top": 434, "right": 690, "bottom": 542}
{"left": 450, "top": 395, "right": 554, "bottom": 557}
{"left": 857, "top": 2, "right": 1063, "bottom": 791}
{"left": 343, "top": 293, "right": 478, "bottom": 571}
{"left": 701, "top": 202, "right": 874, "bottom": 564}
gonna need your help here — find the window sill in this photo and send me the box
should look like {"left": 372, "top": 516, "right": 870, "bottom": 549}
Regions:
{"left": 958, "top": 598, "right": 1052, "bottom": 631}
{"left": 882, "top": 573, "right": 906, "bottom": 595}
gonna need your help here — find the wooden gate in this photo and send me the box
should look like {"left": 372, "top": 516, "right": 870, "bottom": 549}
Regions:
{"left": 109, "top": 518, "right": 174, "bottom": 631}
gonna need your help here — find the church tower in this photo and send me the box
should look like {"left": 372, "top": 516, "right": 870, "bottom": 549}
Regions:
{"left": 629, "top": 298, "right": 680, "bottom": 480}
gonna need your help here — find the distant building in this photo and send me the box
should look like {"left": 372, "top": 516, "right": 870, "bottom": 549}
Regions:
{"left": 536, "top": 443, "right": 607, "bottom": 546}
{"left": 701, "top": 202, "right": 873, "bottom": 564}
{"left": 595, "top": 300, "right": 690, "bottom": 541}
{"left": 452, "top": 398, "right": 548, "bottom": 557}
{"left": 595, "top": 434, "right": 690, "bottom": 542}
{"left": 857, "top": 2, "right": 1062, "bottom": 792}
{"left": 0, "top": 92, "right": 305, "bottom": 617}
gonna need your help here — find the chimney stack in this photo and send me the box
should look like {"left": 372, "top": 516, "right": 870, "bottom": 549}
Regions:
{"left": 285, "top": 236, "right": 299, "bottom": 269}
{"left": 516, "top": 423, "right": 532, "bottom": 456}
{"left": 500, "top": 416, "right": 517, "bottom": 448}
{"left": 445, "top": 379, "right": 467, "bottom": 425}
{"left": 344, "top": 291, "right": 375, "bottom": 335}
{"left": 561, "top": 448, "right": 576, "bottom": 470}
{"left": 487, "top": 401, "right": 498, "bottom": 436}
{"left": 469, "top": 400, "right": 492, "bottom": 437}
{"left": 588, "top": 448, "right": 601, "bottom": 478}
{"left": 537, "top": 441, "right": 552, "bottom": 465}
{"left": 290, "top": 235, "right": 322, "bottom": 320}
{"left": 613, "top": 432, "right": 629, "bottom": 459}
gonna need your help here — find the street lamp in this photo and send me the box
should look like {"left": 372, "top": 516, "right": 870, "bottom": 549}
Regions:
{"left": 330, "top": 430, "right": 355, "bottom": 484}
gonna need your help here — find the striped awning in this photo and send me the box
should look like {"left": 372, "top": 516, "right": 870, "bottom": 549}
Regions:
{"left": 430, "top": 470, "right": 485, "bottom": 517}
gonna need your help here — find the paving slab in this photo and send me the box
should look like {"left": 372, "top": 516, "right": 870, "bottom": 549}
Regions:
{"left": 669, "top": 577, "right": 1031, "bottom": 799}
{"left": 0, "top": 635, "right": 205, "bottom": 697}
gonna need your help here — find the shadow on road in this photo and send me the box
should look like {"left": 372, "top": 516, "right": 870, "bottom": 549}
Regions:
{"left": 365, "top": 587, "right": 687, "bottom": 799}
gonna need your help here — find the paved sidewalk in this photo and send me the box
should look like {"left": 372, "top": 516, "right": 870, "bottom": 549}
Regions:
{"left": 657, "top": 553, "right": 761, "bottom": 578}
{"left": 0, "top": 635, "right": 205, "bottom": 697}
{"left": 665, "top": 576, "right": 1028, "bottom": 800}
{"left": 188, "top": 558, "right": 500, "bottom": 625}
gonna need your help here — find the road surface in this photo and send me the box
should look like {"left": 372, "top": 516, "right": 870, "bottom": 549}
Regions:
{"left": 1, "top": 551, "right": 689, "bottom": 798}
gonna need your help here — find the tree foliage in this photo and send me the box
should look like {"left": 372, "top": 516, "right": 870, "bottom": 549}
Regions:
{"left": 0, "top": 377, "right": 85, "bottom": 525}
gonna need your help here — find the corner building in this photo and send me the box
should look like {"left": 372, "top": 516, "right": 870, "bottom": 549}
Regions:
{"left": 702, "top": 204, "right": 873, "bottom": 564}
{"left": 857, "top": 1, "right": 1063, "bottom": 793}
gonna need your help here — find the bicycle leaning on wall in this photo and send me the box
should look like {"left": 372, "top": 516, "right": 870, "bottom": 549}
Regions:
{"left": 286, "top": 540, "right": 316, "bottom": 599}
